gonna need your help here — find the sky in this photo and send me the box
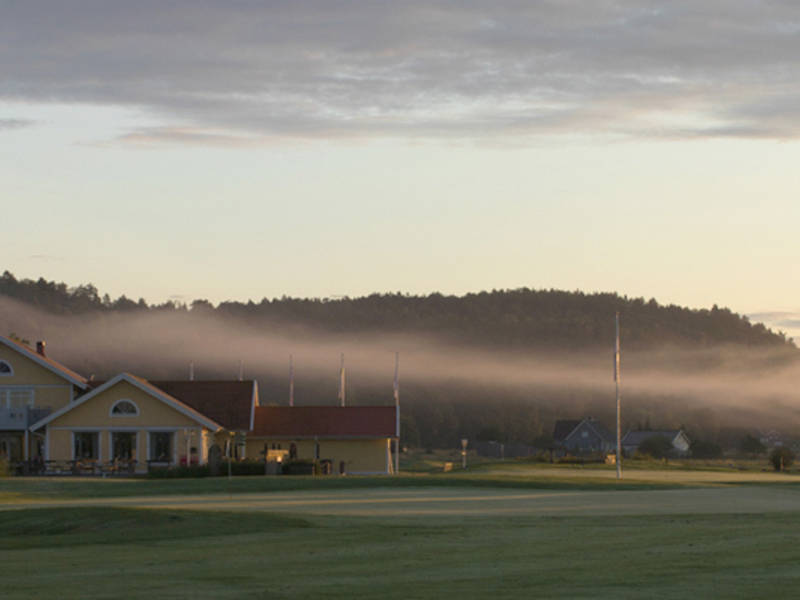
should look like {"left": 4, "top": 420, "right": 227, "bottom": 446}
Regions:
{"left": 3, "top": 1, "right": 800, "bottom": 337}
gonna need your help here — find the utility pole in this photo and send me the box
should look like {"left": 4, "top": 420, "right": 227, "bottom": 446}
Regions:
{"left": 615, "top": 312, "right": 622, "bottom": 480}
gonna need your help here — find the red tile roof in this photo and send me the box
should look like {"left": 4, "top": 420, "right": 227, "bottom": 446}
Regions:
{"left": 252, "top": 406, "right": 397, "bottom": 438}
{"left": 151, "top": 381, "right": 256, "bottom": 431}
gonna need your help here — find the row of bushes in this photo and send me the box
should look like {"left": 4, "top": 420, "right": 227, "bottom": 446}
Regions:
{"left": 146, "top": 459, "right": 319, "bottom": 479}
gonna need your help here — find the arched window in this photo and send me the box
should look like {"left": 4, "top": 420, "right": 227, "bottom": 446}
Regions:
{"left": 110, "top": 399, "right": 139, "bottom": 417}
{"left": 0, "top": 361, "right": 12, "bottom": 376}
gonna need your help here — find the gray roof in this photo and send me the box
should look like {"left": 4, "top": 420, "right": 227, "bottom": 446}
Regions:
{"left": 622, "top": 430, "right": 682, "bottom": 446}
{"left": 555, "top": 418, "right": 615, "bottom": 444}
{"left": 580, "top": 419, "right": 615, "bottom": 444}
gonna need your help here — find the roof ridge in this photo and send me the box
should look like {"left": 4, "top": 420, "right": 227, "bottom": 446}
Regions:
{"left": 0, "top": 335, "right": 88, "bottom": 387}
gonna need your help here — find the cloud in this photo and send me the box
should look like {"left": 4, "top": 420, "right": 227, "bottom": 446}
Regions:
{"left": 3, "top": 1, "right": 800, "bottom": 143}
{"left": 111, "top": 127, "right": 269, "bottom": 148}
{"left": 748, "top": 311, "right": 800, "bottom": 342}
{"left": 0, "top": 118, "right": 35, "bottom": 130}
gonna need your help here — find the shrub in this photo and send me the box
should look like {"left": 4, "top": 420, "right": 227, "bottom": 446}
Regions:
{"left": 230, "top": 460, "right": 268, "bottom": 476}
{"left": 283, "top": 460, "right": 316, "bottom": 475}
{"left": 0, "top": 457, "right": 9, "bottom": 478}
{"left": 769, "top": 447, "right": 795, "bottom": 472}
{"left": 147, "top": 460, "right": 279, "bottom": 478}
{"left": 691, "top": 439, "right": 723, "bottom": 459}
{"left": 637, "top": 435, "right": 673, "bottom": 459}
{"left": 740, "top": 434, "right": 766, "bottom": 456}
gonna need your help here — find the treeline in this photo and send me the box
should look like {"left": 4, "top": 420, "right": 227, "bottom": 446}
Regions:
{"left": 3, "top": 270, "right": 795, "bottom": 449}
{"left": 0, "top": 270, "right": 792, "bottom": 350}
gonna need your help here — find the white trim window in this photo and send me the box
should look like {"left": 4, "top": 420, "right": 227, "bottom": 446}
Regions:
{"left": 0, "top": 387, "right": 34, "bottom": 409}
{"left": 111, "top": 431, "right": 137, "bottom": 461}
{"left": 149, "top": 431, "right": 174, "bottom": 462}
{"left": 73, "top": 431, "right": 100, "bottom": 460}
{"left": 0, "top": 360, "right": 12, "bottom": 376}
{"left": 110, "top": 399, "right": 139, "bottom": 417}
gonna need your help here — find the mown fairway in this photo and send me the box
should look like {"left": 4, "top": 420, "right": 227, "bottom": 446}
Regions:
{"left": 2, "top": 468, "right": 800, "bottom": 599}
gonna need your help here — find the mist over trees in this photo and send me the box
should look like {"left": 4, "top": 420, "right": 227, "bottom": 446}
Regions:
{"left": 1, "top": 270, "right": 791, "bottom": 350}
{"left": 2, "top": 270, "right": 796, "bottom": 450}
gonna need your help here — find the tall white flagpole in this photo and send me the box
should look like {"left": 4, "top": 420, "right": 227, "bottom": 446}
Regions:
{"left": 393, "top": 351, "right": 400, "bottom": 474}
{"left": 338, "top": 353, "right": 346, "bottom": 407}
{"left": 615, "top": 312, "right": 622, "bottom": 480}
{"left": 289, "top": 354, "right": 294, "bottom": 407}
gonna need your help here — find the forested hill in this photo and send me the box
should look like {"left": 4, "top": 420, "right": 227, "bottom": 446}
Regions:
{"left": 0, "top": 270, "right": 793, "bottom": 350}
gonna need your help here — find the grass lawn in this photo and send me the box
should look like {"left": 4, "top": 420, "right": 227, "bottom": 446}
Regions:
{"left": 4, "top": 459, "right": 800, "bottom": 504}
{"left": 2, "top": 506, "right": 800, "bottom": 599}
{"left": 4, "top": 467, "right": 800, "bottom": 598}
{"left": 0, "top": 470, "right": 689, "bottom": 504}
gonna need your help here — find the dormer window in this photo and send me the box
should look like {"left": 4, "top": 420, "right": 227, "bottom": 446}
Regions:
{"left": 110, "top": 399, "right": 139, "bottom": 417}
{"left": 0, "top": 361, "right": 12, "bottom": 376}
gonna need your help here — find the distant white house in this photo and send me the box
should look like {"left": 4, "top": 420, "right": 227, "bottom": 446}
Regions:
{"left": 622, "top": 430, "right": 691, "bottom": 457}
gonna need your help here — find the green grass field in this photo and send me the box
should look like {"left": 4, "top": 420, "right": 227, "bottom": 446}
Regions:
{"left": 3, "top": 465, "right": 800, "bottom": 598}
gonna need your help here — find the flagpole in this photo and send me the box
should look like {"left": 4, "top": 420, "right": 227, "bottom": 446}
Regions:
{"left": 339, "top": 353, "right": 346, "bottom": 407}
{"left": 393, "top": 351, "right": 400, "bottom": 475}
{"left": 289, "top": 354, "right": 294, "bottom": 407}
{"left": 615, "top": 312, "right": 622, "bottom": 480}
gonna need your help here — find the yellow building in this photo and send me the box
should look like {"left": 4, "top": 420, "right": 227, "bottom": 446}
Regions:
{"left": 1, "top": 336, "right": 399, "bottom": 475}
{"left": 31, "top": 373, "right": 224, "bottom": 474}
{"left": 0, "top": 337, "right": 88, "bottom": 461}
{"left": 249, "top": 406, "right": 399, "bottom": 475}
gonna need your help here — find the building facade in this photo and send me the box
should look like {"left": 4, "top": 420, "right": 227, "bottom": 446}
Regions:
{"left": 0, "top": 336, "right": 399, "bottom": 475}
{"left": 0, "top": 337, "right": 88, "bottom": 461}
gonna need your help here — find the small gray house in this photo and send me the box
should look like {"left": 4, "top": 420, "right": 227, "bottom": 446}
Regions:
{"left": 553, "top": 418, "right": 615, "bottom": 454}
{"left": 622, "top": 430, "right": 691, "bottom": 457}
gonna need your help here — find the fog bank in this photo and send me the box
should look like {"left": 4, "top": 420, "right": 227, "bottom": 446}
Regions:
{"left": 3, "top": 295, "right": 799, "bottom": 429}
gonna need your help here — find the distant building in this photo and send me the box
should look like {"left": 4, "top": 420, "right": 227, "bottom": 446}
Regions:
{"left": 553, "top": 418, "right": 615, "bottom": 454}
{"left": 621, "top": 430, "right": 690, "bottom": 457}
{"left": 758, "top": 429, "right": 787, "bottom": 449}
{"left": 0, "top": 335, "right": 399, "bottom": 475}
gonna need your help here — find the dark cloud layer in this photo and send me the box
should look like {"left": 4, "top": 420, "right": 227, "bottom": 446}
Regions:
{"left": 0, "top": 118, "right": 35, "bottom": 130}
{"left": 3, "top": 1, "right": 799, "bottom": 142}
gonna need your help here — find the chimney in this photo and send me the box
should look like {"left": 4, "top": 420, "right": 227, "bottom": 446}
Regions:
{"left": 36, "top": 340, "right": 46, "bottom": 357}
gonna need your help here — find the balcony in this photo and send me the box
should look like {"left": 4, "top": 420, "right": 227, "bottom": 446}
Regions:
{"left": 0, "top": 406, "right": 52, "bottom": 430}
